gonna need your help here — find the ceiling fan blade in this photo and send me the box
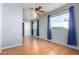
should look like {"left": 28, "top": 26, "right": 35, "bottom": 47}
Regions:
{"left": 38, "top": 11, "right": 45, "bottom": 12}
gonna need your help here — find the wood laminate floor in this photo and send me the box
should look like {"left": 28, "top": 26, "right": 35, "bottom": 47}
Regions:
{"left": 0, "top": 36, "right": 79, "bottom": 55}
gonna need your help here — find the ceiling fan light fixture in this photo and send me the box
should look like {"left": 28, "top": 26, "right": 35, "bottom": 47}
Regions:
{"left": 30, "top": 6, "right": 45, "bottom": 15}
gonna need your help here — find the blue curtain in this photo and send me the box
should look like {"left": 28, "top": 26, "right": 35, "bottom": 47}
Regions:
{"left": 47, "top": 15, "right": 51, "bottom": 40}
{"left": 68, "top": 6, "right": 77, "bottom": 46}
{"left": 31, "top": 21, "right": 33, "bottom": 35}
{"left": 37, "top": 19, "right": 39, "bottom": 36}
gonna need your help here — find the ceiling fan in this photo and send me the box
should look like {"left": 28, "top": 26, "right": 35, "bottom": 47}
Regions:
{"left": 30, "top": 6, "right": 45, "bottom": 15}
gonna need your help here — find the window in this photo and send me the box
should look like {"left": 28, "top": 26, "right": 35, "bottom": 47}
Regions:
{"left": 50, "top": 11, "right": 69, "bottom": 29}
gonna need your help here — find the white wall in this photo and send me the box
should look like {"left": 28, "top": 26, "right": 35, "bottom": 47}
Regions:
{"left": 24, "top": 21, "right": 31, "bottom": 36}
{"left": 0, "top": 4, "right": 2, "bottom": 51}
{"left": 2, "top": 4, "right": 22, "bottom": 48}
{"left": 52, "top": 28, "right": 68, "bottom": 45}
{"left": 74, "top": 4, "right": 79, "bottom": 48}
{"left": 38, "top": 15, "right": 48, "bottom": 39}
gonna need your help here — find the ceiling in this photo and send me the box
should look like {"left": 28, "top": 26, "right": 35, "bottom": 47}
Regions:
{"left": 16, "top": 3, "right": 68, "bottom": 20}
{"left": 17, "top": 3, "right": 67, "bottom": 12}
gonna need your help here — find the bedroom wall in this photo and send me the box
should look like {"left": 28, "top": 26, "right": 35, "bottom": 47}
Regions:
{"left": 38, "top": 3, "right": 79, "bottom": 49}
{"left": 0, "top": 4, "right": 2, "bottom": 51}
{"left": 38, "top": 14, "right": 48, "bottom": 39}
{"left": 1, "top": 4, "right": 23, "bottom": 48}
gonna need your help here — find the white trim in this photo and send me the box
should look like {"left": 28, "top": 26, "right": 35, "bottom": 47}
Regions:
{"left": 0, "top": 49, "right": 2, "bottom": 53}
{"left": 51, "top": 40, "right": 79, "bottom": 50}
{"left": 1, "top": 44, "right": 22, "bottom": 50}
{"left": 51, "top": 9, "right": 69, "bottom": 18}
{"left": 36, "top": 36, "right": 79, "bottom": 50}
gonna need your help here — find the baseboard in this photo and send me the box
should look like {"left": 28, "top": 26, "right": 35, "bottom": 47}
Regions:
{"left": 34, "top": 36, "right": 47, "bottom": 40}
{"left": 36, "top": 36, "right": 79, "bottom": 50}
{"left": 66, "top": 44, "right": 79, "bottom": 50}
{"left": 1, "top": 44, "right": 22, "bottom": 50}
{"left": 51, "top": 40, "right": 79, "bottom": 50}
{"left": 0, "top": 49, "right": 2, "bottom": 53}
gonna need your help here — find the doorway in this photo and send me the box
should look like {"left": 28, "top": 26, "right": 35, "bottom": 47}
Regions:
{"left": 22, "top": 23, "right": 24, "bottom": 37}
{"left": 23, "top": 21, "right": 31, "bottom": 36}
{"left": 33, "top": 19, "right": 39, "bottom": 36}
